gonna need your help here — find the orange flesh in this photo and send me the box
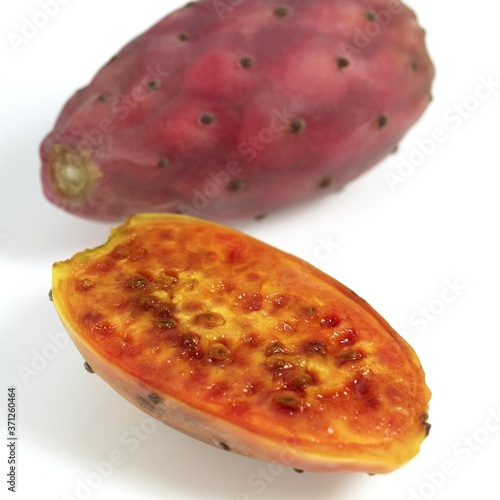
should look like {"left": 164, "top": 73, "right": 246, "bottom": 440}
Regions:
{"left": 52, "top": 214, "right": 430, "bottom": 471}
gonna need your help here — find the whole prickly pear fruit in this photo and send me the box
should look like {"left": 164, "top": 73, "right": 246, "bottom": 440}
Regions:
{"left": 41, "top": 0, "right": 434, "bottom": 222}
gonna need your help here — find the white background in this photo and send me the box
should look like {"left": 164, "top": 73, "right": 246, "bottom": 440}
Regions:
{"left": 1, "top": 1, "right": 499, "bottom": 499}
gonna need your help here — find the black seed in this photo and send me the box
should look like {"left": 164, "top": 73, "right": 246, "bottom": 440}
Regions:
{"left": 219, "top": 442, "right": 231, "bottom": 451}
{"left": 108, "top": 54, "right": 119, "bottom": 64}
{"left": 195, "top": 312, "right": 225, "bottom": 328}
{"left": 319, "top": 177, "right": 332, "bottom": 189}
{"left": 148, "top": 393, "right": 162, "bottom": 405}
{"left": 365, "top": 11, "right": 377, "bottom": 21}
{"left": 158, "top": 156, "right": 169, "bottom": 168}
{"left": 178, "top": 33, "right": 189, "bottom": 41}
{"left": 84, "top": 362, "right": 94, "bottom": 374}
{"left": 228, "top": 180, "right": 245, "bottom": 191}
{"left": 290, "top": 119, "right": 305, "bottom": 134}
{"left": 375, "top": 115, "right": 389, "bottom": 129}
{"left": 184, "top": 1, "right": 197, "bottom": 7}
{"left": 200, "top": 113, "right": 215, "bottom": 125}
{"left": 290, "top": 373, "right": 314, "bottom": 391}
{"left": 97, "top": 94, "right": 108, "bottom": 102}
{"left": 48, "top": 289, "right": 53, "bottom": 301}
{"left": 273, "top": 6, "right": 289, "bottom": 17}
{"left": 305, "top": 341, "right": 326, "bottom": 356}
{"left": 337, "top": 57, "right": 350, "bottom": 69}
{"left": 275, "top": 395, "right": 300, "bottom": 411}
{"left": 336, "top": 350, "right": 364, "bottom": 365}
{"left": 255, "top": 213, "right": 267, "bottom": 221}
{"left": 410, "top": 60, "right": 419, "bottom": 71}
{"left": 294, "top": 468, "right": 304, "bottom": 473}
{"left": 207, "top": 343, "right": 230, "bottom": 362}
{"left": 148, "top": 80, "right": 160, "bottom": 90}
{"left": 157, "top": 319, "right": 178, "bottom": 329}
{"left": 156, "top": 304, "right": 175, "bottom": 318}
{"left": 240, "top": 56, "right": 254, "bottom": 68}
{"left": 266, "top": 341, "right": 286, "bottom": 357}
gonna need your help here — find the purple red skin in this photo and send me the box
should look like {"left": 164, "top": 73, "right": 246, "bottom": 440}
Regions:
{"left": 40, "top": 0, "right": 434, "bottom": 222}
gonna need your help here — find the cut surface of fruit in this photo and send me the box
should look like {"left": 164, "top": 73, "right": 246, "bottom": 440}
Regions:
{"left": 51, "top": 214, "right": 430, "bottom": 473}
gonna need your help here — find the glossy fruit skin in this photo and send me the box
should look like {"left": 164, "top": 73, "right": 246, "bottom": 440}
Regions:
{"left": 51, "top": 214, "right": 431, "bottom": 473}
{"left": 41, "top": 0, "right": 434, "bottom": 222}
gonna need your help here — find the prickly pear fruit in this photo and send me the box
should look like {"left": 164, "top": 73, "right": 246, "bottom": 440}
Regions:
{"left": 41, "top": 0, "right": 434, "bottom": 222}
{"left": 51, "top": 214, "right": 431, "bottom": 473}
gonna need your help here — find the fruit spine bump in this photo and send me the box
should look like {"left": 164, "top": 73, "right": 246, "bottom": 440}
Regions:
{"left": 40, "top": 0, "right": 434, "bottom": 222}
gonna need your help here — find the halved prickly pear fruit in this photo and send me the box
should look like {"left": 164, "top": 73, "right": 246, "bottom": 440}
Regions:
{"left": 41, "top": 0, "right": 434, "bottom": 221}
{"left": 51, "top": 214, "right": 430, "bottom": 473}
